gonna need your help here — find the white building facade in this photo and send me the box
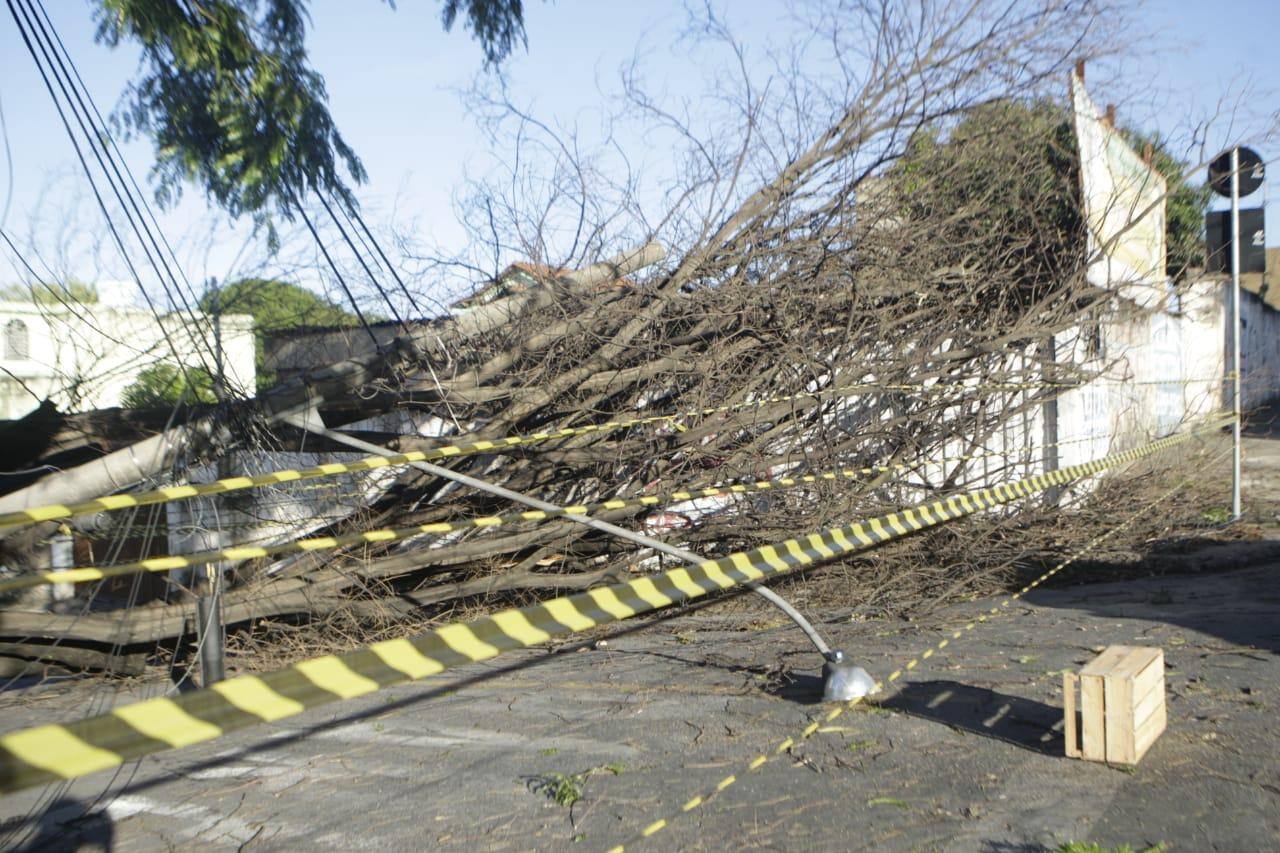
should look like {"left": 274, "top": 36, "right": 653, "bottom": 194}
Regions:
{"left": 0, "top": 298, "right": 254, "bottom": 419}
{"left": 1051, "top": 71, "right": 1229, "bottom": 459}
{"left": 1236, "top": 248, "right": 1280, "bottom": 410}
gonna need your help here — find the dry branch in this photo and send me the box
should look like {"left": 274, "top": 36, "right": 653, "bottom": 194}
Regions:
{"left": 2, "top": 1, "right": 1199, "bottom": 675}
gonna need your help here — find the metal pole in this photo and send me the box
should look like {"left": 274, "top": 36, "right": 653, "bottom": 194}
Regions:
{"left": 195, "top": 281, "right": 229, "bottom": 686}
{"left": 285, "top": 411, "right": 838, "bottom": 660}
{"left": 211, "top": 278, "right": 225, "bottom": 404}
{"left": 49, "top": 526, "right": 75, "bottom": 607}
{"left": 1040, "top": 336, "right": 1061, "bottom": 507}
{"left": 1231, "top": 147, "right": 1242, "bottom": 520}
{"left": 196, "top": 566, "right": 225, "bottom": 685}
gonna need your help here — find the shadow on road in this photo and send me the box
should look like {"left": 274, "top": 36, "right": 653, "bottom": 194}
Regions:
{"left": 1014, "top": 399, "right": 1280, "bottom": 654}
{"left": 3, "top": 797, "right": 114, "bottom": 852}
{"left": 1022, "top": 542, "right": 1280, "bottom": 656}
{"left": 879, "top": 680, "right": 1063, "bottom": 755}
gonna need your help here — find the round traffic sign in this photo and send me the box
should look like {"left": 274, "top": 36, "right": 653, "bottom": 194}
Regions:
{"left": 1209, "top": 147, "right": 1265, "bottom": 197}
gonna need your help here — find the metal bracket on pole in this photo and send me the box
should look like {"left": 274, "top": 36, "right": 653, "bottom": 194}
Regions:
{"left": 283, "top": 409, "right": 867, "bottom": 698}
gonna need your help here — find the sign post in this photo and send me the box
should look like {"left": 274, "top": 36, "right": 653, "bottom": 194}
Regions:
{"left": 1209, "top": 145, "right": 1264, "bottom": 522}
{"left": 1230, "top": 147, "right": 1242, "bottom": 520}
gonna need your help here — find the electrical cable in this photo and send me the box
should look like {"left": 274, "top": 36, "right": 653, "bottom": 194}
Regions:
{"left": 315, "top": 190, "right": 408, "bottom": 330}
{"left": 291, "top": 197, "right": 382, "bottom": 350}
{"left": 6, "top": 0, "right": 218, "bottom": 386}
{"left": 336, "top": 191, "right": 424, "bottom": 317}
{"left": 31, "top": 0, "right": 223, "bottom": 367}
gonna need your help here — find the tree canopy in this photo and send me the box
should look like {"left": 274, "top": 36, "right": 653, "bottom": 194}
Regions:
{"left": 93, "top": 0, "right": 529, "bottom": 222}
{"left": 0, "top": 280, "right": 99, "bottom": 304}
{"left": 200, "top": 277, "right": 364, "bottom": 388}
{"left": 121, "top": 362, "right": 217, "bottom": 409}
{"left": 889, "top": 99, "right": 1208, "bottom": 291}
{"left": 890, "top": 100, "right": 1085, "bottom": 297}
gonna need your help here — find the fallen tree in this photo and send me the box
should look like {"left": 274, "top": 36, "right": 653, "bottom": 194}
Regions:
{"left": 4, "top": 1, "right": 1210, "bottom": 674}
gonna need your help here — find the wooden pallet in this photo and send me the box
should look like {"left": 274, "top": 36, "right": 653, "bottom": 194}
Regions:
{"left": 1063, "top": 645, "right": 1165, "bottom": 765}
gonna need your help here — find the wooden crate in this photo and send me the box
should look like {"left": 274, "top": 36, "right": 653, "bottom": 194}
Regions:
{"left": 1063, "top": 645, "right": 1165, "bottom": 765}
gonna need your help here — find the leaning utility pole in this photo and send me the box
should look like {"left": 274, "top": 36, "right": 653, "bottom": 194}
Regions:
{"left": 199, "top": 278, "right": 227, "bottom": 685}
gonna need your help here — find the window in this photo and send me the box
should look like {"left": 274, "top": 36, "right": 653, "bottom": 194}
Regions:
{"left": 4, "top": 319, "right": 28, "bottom": 360}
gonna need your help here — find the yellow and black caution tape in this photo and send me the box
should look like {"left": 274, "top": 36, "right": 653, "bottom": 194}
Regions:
{"left": 0, "top": 375, "right": 1214, "bottom": 532}
{"left": 0, "top": 428, "right": 1134, "bottom": 594}
{"left": 0, "top": 420, "right": 1222, "bottom": 793}
{"left": 607, "top": 466, "right": 1206, "bottom": 851}
{"left": 0, "top": 382, "right": 894, "bottom": 532}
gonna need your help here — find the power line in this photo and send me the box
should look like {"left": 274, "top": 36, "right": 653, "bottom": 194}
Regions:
{"left": 0, "top": 227, "right": 138, "bottom": 353}
{"left": 4, "top": 0, "right": 187, "bottom": 370}
{"left": 314, "top": 190, "right": 407, "bottom": 330}
{"left": 332, "top": 192, "right": 424, "bottom": 317}
{"left": 30, "top": 0, "right": 218, "bottom": 352}
{"left": 317, "top": 190, "right": 466, "bottom": 429}
{"left": 291, "top": 197, "right": 383, "bottom": 350}
{"left": 7, "top": 0, "right": 220, "bottom": 388}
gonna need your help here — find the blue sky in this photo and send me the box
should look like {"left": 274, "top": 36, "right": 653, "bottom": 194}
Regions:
{"left": 0, "top": 0, "right": 1276, "bottom": 307}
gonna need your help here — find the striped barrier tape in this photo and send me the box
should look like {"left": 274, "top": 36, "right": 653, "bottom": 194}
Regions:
{"left": 0, "top": 376, "right": 1216, "bottom": 532}
{"left": 0, "top": 427, "right": 1143, "bottom": 594}
{"left": 0, "top": 420, "right": 1223, "bottom": 793}
{"left": 608, "top": 465, "right": 1208, "bottom": 851}
{"left": 0, "top": 382, "right": 898, "bottom": 532}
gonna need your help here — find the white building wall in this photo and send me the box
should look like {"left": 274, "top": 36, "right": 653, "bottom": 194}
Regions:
{"left": 1178, "top": 282, "right": 1231, "bottom": 420}
{"left": 0, "top": 300, "right": 254, "bottom": 419}
{"left": 1239, "top": 290, "right": 1280, "bottom": 409}
{"left": 1054, "top": 282, "right": 1225, "bottom": 472}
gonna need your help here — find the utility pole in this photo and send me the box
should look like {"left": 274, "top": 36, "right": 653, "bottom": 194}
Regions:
{"left": 197, "top": 278, "right": 226, "bottom": 685}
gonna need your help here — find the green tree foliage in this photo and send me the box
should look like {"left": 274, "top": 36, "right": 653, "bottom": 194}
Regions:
{"left": 92, "top": 1, "right": 529, "bottom": 222}
{"left": 200, "top": 277, "right": 362, "bottom": 388}
{"left": 441, "top": 0, "right": 528, "bottom": 65}
{"left": 889, "top": 100, "right": 1209, "bottom": 292}
{"left": 889, "top": 100, "right": 1087, "bottom": 299}
{"left": 0, "top": 279, "right": 99, "bottom": 304}
{"left": 121, "top": 363, "right": 217, "bottom": 409}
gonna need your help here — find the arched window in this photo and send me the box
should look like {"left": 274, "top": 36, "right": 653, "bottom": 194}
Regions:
{"left": 4, "top": 319, "right": 28, "bottom": 360}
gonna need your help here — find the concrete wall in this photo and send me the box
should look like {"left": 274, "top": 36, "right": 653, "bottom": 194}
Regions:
{"left": 1053, "top": 281, "right": 1225, "bottom": 473}
{"left": 0, "top": 301, "right": 254, "bottom": 419}
{"left": 892, "top": 283, "right": 1227, "bottom": 508}
{"left": 1238, "top": 289, "right": 1280, "bottom": 409}
{"left": 666, "top": 288, "right": 1232, "bottom": 532}
{"left": 263, "top": 322, "right": 402, "bottom": 384}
